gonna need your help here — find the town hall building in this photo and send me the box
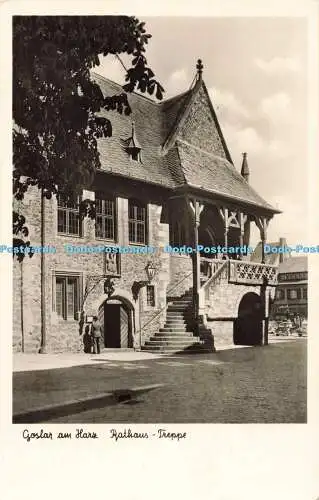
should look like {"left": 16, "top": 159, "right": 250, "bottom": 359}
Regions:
{"left": 13, "top": 61, "right": 280, "bottom": 354}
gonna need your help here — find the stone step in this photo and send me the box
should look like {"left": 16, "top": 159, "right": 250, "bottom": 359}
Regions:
{"left": 141, "top": 344, "right": 209, "bottom": 353}
{"left": 154, "top": 330, "right": 195, "bottom": 337}
{"left": 167, "top": 306, "right": 192, "bottom": 312}
{"left": 169, "top": 304, "right": 192, "bottom": 309}
{"left": 159, "top": 327, "right": 190, "bottom": 333}
{"left": 166, "top": 312, "right": 189, "bottom": 318}
{"left": 150, "top": 335, "right": 196, "bottom": 342}
{"left": 143, "top": 340, "right": 201, "bottom": 348}
{"left": 169, "top": 300, "right": 192, "bottom": 305}
{"left": 165, "top": 319, "right": 187, "bottom": 325}
{"left": 163, "top": 325, "right": 188, "bottom": 330}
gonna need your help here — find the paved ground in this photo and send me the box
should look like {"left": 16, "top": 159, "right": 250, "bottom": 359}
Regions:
{"left": 13, "top": 335, "right": 301, "bottom": 372}
{"left": 12, "top": 338, "right": 307, "bottom": 423}
{"left": 12, "top": 350, "right": 163, "bottom": 372}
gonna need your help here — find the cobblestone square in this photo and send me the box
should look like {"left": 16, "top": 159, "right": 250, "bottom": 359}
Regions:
{"left": 13, "top": 339, "right": 306, "bottom": 423}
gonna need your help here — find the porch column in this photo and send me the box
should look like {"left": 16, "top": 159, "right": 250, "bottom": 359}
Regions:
{"left": 218, "top": 207, "right": 229, "bottom": 257}
{"left": 260, "top": 278, "right": 269, "bottom": 345}
{"left": 239, "top": 212, "right": 247, "bottom": 260}
{"left": 189, "top": 199, "right": 204, "bottom": 333}
{"left": 255, "top": 216, "right": 270, "bottom": 264}
{"left": 224, "top": 208, "right": 229, "bottom": 249}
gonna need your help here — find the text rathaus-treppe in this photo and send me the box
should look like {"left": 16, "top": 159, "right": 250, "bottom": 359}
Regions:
{"left": 13, "top": 61, "right": 280, "bottom": 354}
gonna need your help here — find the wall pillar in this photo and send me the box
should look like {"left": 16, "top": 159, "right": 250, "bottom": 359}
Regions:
{"left": 82, "top": 189, "right": 95, "bottom": 240}
{"left": 117, "top": 197, "right": 129, "bottom": 246}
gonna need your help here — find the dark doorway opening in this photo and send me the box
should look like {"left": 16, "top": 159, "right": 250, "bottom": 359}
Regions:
{"left": 233, "top": 292, "right": 263, "bottom": 345}
{"left": 98, "top": 300, "right": 133, "bottom": 348}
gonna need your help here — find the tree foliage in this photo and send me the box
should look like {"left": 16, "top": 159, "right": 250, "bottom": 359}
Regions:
{"left": 13, "top": 16, "right": 164, "bottom": 254}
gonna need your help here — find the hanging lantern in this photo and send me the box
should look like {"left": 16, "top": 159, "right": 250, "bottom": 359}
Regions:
{"left": 145, "top": 261, "right": 156, "bottom": 282}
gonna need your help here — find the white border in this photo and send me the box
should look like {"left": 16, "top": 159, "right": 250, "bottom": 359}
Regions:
{"left": 1, "top": 2, "right": 318, "bottom": 500}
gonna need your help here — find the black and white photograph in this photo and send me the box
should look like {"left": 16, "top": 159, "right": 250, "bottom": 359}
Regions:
{"left": 10, "top": 13, "right": 309, "bottom": 425}
{"left": 1, "top": 2, "right": 319, "bottom": 500}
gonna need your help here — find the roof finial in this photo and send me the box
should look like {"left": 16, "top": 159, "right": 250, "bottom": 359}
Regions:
{"left": 196, "top": 59, "right": 203, "bottom": 80}
{"left": 241, "top": 152, "right": 250, "bottom": 182}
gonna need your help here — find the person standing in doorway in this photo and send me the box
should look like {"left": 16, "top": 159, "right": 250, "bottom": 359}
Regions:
{"left": 91, "top": 316, "right": 102, "bottom": 354}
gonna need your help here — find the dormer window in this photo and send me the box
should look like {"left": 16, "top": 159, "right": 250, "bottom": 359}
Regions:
{"left": 130, "top": 149, "right": 140, "bottom": 162}
{"left": 120, "top": 122, "right": 142, "bottom": 162}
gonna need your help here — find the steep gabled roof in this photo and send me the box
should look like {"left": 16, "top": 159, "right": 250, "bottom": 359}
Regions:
{"left": 161, "top": 90, "right": 191, "bottom": 141}
{"left": 278, "top": 257, "right": 308, "bottom": 274}
{"left": 162, "top": 79, "right": 233, "bottom": 164}
{"left": 175, "top": 140, "right": 277, "bottom": 211}
{"left": 92, "top": 73, "right": 177, "bottom": 188}
{"left": 161, "top": 81, "right": 199, "bottom": 151}
{"left": 91, "top": 71, "right": 279, "bottom": 214}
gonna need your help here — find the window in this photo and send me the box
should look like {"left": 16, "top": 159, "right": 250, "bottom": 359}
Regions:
{"left": 279, "top": 272, "right": 308, "bottom": 282}
{"left": 131, "top": 149, "right": 141, "bottom": 162}
{"left": 129, "top": 200, "right": 146, "bottom": 244}
{"left": 95, "top": 194, "right": 116, "bottom": 240}
{"left": 146, "top": 285, "right": 155, "bottom": 307}
{"left": 303, "top": 287, "right": 307, "bottom": 299}
{"left": 287, "top": 289, "right": 298, "bottom": 300}
{"left": 55, "top": 275, "right": 80, "bottom": 320}
{"left": 57, "top": 195, "right": 81, "bottom": 236}
{"left": 276, "top": 289, "right": 285, "bottom": 300}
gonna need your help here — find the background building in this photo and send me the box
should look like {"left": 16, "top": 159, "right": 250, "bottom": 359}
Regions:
{"left": 271, "top": 256, "right": 308, "bottom": 319}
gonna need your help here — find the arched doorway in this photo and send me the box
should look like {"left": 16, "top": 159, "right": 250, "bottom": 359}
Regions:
{"left": 98, "top": 297, "right": 134, "bottom": 349}
{"left": 233, "top": 292, "right": 263, "bottom": 345}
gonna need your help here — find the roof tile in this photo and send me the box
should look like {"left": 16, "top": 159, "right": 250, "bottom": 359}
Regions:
{"left": 91, "top": 72, "right": 278, "bottom": 213}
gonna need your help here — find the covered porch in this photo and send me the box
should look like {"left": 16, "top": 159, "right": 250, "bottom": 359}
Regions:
{"left": 167, "top": 182, "right": 280, "bottom": 345}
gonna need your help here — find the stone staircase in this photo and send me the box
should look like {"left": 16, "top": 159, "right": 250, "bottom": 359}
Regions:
{"left": 141, "top": 289, "right": 213, "bottom": 354}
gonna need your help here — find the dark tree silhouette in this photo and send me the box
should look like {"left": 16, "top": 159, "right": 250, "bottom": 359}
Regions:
{"left": 13, "top": 16, "right": 164, "bottom": 255}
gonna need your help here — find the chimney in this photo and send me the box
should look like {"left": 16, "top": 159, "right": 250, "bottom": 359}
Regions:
{"left": 241, "top": 152, "right": 250, "bottom": 182}
{"left": 279, "top": 237, "right": 288, "bottom": 263}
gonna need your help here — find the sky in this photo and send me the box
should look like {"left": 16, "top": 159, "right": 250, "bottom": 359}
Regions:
{"left": 94, "top": 17, "right": 308, "bottom": 247}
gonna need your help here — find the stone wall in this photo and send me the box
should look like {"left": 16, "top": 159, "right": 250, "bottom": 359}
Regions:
{"left": 206, "top": 282, "right": 262, "bottom": 319}
{"left": 13, "top": 189, "right": 43, "bottom": 353}
{"left": 13, "top": 262, "right": 22, "bottom": 352}
{"left": 207, "top": 320, "right": 234, "bottom": 348}
{"left": 13, "top": 182, "right": 172, "bottom": 353}
{"left": 167, "top": 255, "right": 193, "bottom": 298}
{"left": 205, "top": 280, "right": 273, "bottom": 349}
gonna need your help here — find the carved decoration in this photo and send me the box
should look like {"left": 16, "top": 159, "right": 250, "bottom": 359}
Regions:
{"left": 104, "top": 252, "right": 121, "bottom": 276}
{"left": 189, "top": 199, "right": 204, "bottom": 226}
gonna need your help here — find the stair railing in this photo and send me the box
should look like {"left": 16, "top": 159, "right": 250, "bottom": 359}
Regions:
{"left": 140, "top": 270, "right": 193, "bottom": 334}
{"left": 200, "top": 259, "right": 229, "bottom": 306}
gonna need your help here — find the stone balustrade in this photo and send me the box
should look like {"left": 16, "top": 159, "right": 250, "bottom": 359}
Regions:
{"left": 228, "top": 259, "right": 278, "bottom": 286}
